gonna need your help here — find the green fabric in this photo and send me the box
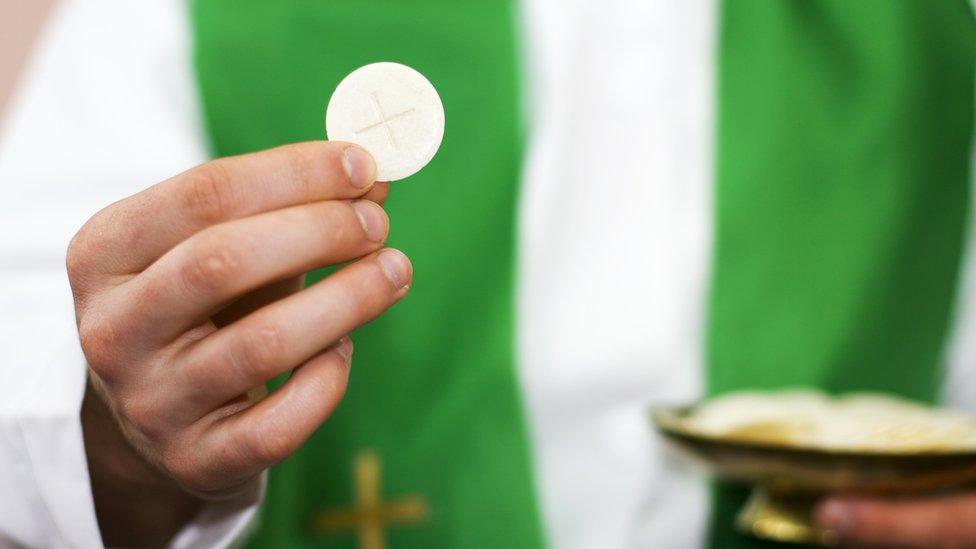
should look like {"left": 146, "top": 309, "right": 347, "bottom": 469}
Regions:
{"left": 191, "top": 1, "right": 544, "bottom": 547}
{"left": 708, "top": 1, "right": 976, "bottom": 547}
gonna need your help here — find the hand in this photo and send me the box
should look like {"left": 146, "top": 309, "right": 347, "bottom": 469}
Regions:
{"left": 67, "top": 141, "right": 411, "bottom": 545}
{"left": 816, "top": 493, "right": 976, "bottom": 547}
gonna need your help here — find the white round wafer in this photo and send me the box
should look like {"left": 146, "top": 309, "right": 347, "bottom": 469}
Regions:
{"left": 325, "top": 62, "right": 445, "bottom": 181}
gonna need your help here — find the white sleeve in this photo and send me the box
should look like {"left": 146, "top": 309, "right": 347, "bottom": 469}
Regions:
{"left": 0, "top": 0, "right": 262, "bottom": 547}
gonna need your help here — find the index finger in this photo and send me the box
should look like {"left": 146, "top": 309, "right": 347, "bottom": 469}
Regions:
{"left": 81, "top": 141, "right": 378, "bottom": 275}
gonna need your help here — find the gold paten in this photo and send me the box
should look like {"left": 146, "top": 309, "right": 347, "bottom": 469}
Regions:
{"left": 653, "top": 406, "right": 976, "bottom": 546}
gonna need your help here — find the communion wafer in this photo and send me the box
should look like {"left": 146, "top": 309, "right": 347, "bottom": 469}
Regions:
{"left": 685, "top": 391, "right": 976, "bottom": 451}
{"left": 326, "top": 62, "right": 445, "bottom": 181}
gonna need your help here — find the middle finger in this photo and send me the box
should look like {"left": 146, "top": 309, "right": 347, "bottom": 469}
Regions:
{"left": 173, "top": 248, "right": 412, "bottom": 413}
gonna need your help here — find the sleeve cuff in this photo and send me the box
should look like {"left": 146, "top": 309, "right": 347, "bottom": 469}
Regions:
{"left": 6, "top": 337, "right": 265, "bottom": 548}
{"left": 170, "top": 473, "right": 266, "bottom": 549}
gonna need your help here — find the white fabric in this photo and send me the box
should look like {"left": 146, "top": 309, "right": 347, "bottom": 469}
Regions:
{"left": 0, "top": 0, "right": 260, "bottom": 547}
{"left": 517, "top": 0, "right": 715, "bottom": 547}
{"left": 958, "top": 1, "right": 976, "bottom": 406}
{"left": 941, "top": 122, "right": 976, "bottom": 413}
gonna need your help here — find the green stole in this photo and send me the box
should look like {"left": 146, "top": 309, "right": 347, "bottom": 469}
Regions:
{"left": 192, "top": 1, "right": 545, "bottom": 547}
{"left": 707, "top": 1, "right": 976, "bottom": 547}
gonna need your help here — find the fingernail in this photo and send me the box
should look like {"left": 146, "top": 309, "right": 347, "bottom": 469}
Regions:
{"left": 376, "top": 249, "right": 411, "bottom": 290}
{"left": 342, "top": 146, "right": 376, "bottom": 189}
{"left": 335, "top": 336, "right": 353, "bottom": 361}
{"left": 816, "top": 500, "right": 855, "bottom": 535}
{"left": 352, "top": 200, "right": 388, "bottom": 242}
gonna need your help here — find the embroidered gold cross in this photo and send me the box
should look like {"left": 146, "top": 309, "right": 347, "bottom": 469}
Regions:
{"left": 355, "top": 91, "right": 415, "bottom": 151}
{"left": 311, "top": 450, "right": 429, "bottom": 549}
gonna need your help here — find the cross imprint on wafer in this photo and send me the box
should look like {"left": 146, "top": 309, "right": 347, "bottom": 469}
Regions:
{"left": 355, "top": 91, "right": 416, "bottom": 151}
